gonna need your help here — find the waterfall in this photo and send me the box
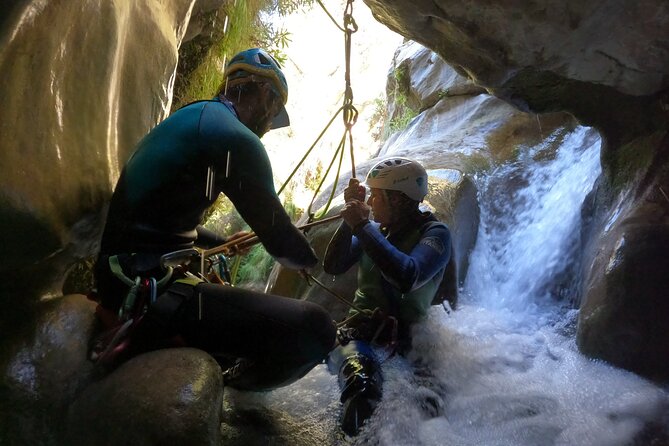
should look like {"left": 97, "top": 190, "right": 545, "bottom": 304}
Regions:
{"left": 465, "top": 126, "right": 601, "bottom": 321}
{"left": 223, "top": 126, "right": 669, "bottom": 445}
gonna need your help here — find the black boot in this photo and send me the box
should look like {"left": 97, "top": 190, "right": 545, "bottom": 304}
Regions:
{"left": 338, "top": 354, "right": 383, "bottom": 436}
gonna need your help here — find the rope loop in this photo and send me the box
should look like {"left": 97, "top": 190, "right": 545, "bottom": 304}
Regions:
{"left": 344, "top": 0, "right": 358, "bottom": 33}
{"left": 342, "top": 102, "right": 358, "bottom": 130}
{"left": 279, "top": 0, "right": 360, "bottom": 220}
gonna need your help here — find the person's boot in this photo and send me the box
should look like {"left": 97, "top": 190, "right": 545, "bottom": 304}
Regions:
{"left": 338, "top": 354, "right": 383, "bottom": 436}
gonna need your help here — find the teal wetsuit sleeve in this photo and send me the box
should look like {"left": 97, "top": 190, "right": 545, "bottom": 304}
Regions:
{"left": 198, "top": 103, "right": 317, "bottom": 269}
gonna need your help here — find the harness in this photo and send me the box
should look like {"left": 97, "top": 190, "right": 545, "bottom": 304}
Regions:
{"left": 89, "top": 254, "right": 205, "bottom": 370}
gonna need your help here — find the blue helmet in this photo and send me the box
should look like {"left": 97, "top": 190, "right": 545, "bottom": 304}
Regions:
{"left": 223, "top": 48, "right": 289, "bottom": 129}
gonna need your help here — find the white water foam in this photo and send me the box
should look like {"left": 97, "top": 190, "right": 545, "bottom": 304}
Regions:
{"left": 227, "top": 126, "right": 669, "bottom": 445}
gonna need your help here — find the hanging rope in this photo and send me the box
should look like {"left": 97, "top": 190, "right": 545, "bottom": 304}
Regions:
{"left": 302, "top": 272, "right": 371, "bottom": 323}
{"left": 277, "top": 0, "right": 359, "bottom": 221}
{"left": 217, "top": 0, "right": 361, "bottom": 283}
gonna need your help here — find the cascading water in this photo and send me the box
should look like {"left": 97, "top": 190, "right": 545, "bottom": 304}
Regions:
{"left": 224, "top": 126, "right": 669, "bottom": 446}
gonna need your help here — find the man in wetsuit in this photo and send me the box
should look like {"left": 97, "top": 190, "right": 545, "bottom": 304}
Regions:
{"left": 94, "top": 48, "right": 336, "bottom": 390}
{"left": 324, "top": 158, "right": 452, "bottom": 435}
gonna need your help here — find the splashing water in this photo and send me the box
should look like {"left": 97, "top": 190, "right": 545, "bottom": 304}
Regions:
{"left": 225, "top": 126, "right": 669, "bottom": 445}
{"left": 465, "top": 126, "right": 602, "bottom": 323}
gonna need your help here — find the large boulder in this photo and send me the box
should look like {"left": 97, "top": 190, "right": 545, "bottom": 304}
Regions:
{"left": 66, "top": 348, "right": 224, "bottom": 446}
{"left": 577, "top": 132, "right": 669, "bottom": 379}
{"left": 0, "top": 294, "right": 96, "bottom": 445}
{"left": 0, "top": 294, "right": 226, "bottom": 445}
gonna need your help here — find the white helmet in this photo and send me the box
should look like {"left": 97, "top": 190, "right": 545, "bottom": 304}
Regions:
{"left": 365, "top": 157, "right": 428, "bottom": 202}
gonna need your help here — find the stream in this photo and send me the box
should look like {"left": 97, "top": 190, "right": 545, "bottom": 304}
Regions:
{"left": 222, "top": 126, "right": 669, "bottom": 446}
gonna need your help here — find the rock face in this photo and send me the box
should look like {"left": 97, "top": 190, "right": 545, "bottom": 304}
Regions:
{"left": 363, "top": 0, "right": 669, "bottom": 380}
{"left": 577, "top": 132, "right": 669, "bottom": 378}
{"left": 380, "top": 41, "right": 575, "bottom": 173}
{"left": 0, "top": 0, "right": 226, "bottom": 311}
{"left": 362, "top": 0, "right": 669, "bottom": 104}
{"left": 1, "top": 2, "right": 233, "bottom": 443}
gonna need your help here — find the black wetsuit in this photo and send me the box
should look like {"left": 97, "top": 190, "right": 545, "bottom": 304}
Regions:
{"left": 95, "top": 97, "right": 335, "bottom": 390}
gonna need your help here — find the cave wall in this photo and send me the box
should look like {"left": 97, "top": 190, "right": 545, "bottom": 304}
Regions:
{"left": 362, "top": 0, "right": 669, "bottom": 379}
{"left": 0, "top": 0, "right": 226, "bottom": 310}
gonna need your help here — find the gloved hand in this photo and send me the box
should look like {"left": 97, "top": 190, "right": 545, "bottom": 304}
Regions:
{"left": 340, "top": 200, "right": 370, "bottom": 230}
{"left": 344, "top": 178, "right": 366, "bottom": 202}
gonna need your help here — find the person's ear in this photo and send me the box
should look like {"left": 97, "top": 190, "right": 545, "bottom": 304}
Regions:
{"left": 388, "top": 192, "right": 401, "bottom": 205}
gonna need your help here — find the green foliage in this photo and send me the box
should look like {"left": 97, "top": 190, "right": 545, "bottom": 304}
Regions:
{"left": 304, "top": 161, "right": 324, "bottom": 192}
{"left": 282, "top": 190, "right": 304, "bottom": 221}
{"left": 202, "top": 195, "right": 246, "bottom": 236}
{"left": 172, "top": 0, "right": 314, "bottom": 110}
{"left": 385, "top": 64, "right": 418, "bottom": 137}
{"left": 388, "top": 92, "right": 417, "bottom": 134}
{"left": 273, "top": 0, "right": 316, "bottom": 15}
{"left": 368, "top": 96, "right": 388, "bottom": 141}
{"left": 437, "top": 88, "right": 450, "bottom": 100}
{"left": 203, "top": 192, "right": 304, "bottom": 289}
{"left": 393, "top": 64, "right": 409, "bottom": 85}
{"left": 234, "top": 244, "right": 275, "bottom": 289}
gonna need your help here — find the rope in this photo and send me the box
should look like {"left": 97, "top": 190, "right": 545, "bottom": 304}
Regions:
{"left": 212, "top": 1, "right": 361, "bottom": 280}
{"left": 277, "top": 0, "right": 359, "bottom": 221}
{"left": 303, "top": 272, "right": 370, "bottom": 316}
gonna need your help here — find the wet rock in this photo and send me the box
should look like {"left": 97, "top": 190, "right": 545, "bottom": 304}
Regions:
{"left": 1, "top": 295, "right": 225, "bottom": 445}
{"left": 577, "top": 197, "right": 669, "bottom": 379}
{"left": 0, "top": 0, "right": 198, "bottom": 301}
{"left": 66, "top": 348, "right": 224, "bottom": 446}
{"left": 181, "top": 0, "right": 228, "bottom": 44}
{"left": 575, "top": 130, "right": 669, "bottom": 380}
{"left": 0, "top": 294, "right": 96, "bottom": 445}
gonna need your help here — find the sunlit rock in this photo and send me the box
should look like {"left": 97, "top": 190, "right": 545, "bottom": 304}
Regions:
{"left": 0, "top": 0, "right": 217, "bottom": 306}
{"left": 65, "top": 348, "right": 224, "bottom": 446}
{"left": 386, "top": 40, "right": 486, "bottom": 118}
{"left": 380, "top": 41, "right": 575, "bottom": 173}
{"left": 0, "top": 294, "right": 96, "bottom": 444}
